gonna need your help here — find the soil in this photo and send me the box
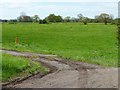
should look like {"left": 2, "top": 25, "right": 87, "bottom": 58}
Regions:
{"left": 1, "top": 50, "right": 118, "bottom": 88}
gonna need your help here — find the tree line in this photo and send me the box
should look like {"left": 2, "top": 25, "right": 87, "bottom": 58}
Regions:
{"left": 1, "top": 12, "right": 119, "bottom": 25}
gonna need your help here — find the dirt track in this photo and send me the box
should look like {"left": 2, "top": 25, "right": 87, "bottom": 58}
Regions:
{"left": 2, "top": 50, "right": 118, "bottom": 88}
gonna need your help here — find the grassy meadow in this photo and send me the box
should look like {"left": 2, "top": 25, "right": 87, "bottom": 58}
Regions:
{"left": 2, "top": 53, "right": 48, "bottom": 82}
{"left": 2, "top": 23, "right": 118, "bottom": 67}
{"left": 0, "top": 52, "right": 2, "bottom": 82}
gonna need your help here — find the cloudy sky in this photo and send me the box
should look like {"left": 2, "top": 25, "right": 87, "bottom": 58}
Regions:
{"left": 0, "top": 0, "right": 119, "bottom": 19}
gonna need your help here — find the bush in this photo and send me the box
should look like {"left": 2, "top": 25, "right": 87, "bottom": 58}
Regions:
{"left": 39, "top": 19, "right": 43, "bottom": 24}
{"left": 8, "top": 19, "right": 17, "bottom": 24}
{"left": 39, "top": 19, "right": 48, "bottom": 24}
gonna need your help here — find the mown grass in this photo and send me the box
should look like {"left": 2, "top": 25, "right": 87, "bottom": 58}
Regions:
{"left": 2, "top": 53, "right": 48, "bottom": 82}
{"left": 2, "top": 23, "right": 118, "bottom": 67}
{"left": 0, "top": 52, "right": 2, "bottom": 82}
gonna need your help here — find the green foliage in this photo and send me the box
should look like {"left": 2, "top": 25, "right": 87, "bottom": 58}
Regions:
{"left": 8, "top": 19, "right": 17, "bottom": 24}
{"left": 82, "top": 17, "right": 88, "bottom": 25}
{"left": 77, "top": 14, "right": 89, "bottom": 24}
{"left": 95, "top": 13, "right": 113, "bottom": 25}
{"left": 32, "top": 15, "right": 40, "bottom": 22}
{"left": 2, "top": 53, "right": 47, "bottom": 82}
{"left": 117, "top": 18, "right": 120, "bottom": 25}
{"left": 64, "top": 16, "right": 71, "bottom": 22}
{"left": 77, "top": 13, "right": 83, "bottom": 22}
{"left": 39, "top": 19, "right": 48, "bottom": 24}
{"left": 2, "top": 23, "right": 118, "bottom": 67}
{"left": 45, "top": 14, "right": 63, "bottom": 23}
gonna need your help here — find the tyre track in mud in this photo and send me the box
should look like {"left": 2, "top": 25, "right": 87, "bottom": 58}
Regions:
{"left": 1, "top": 50, "right": 118, "bottom": 88}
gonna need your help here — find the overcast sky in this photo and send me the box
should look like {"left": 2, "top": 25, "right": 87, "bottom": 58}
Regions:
{"left": 0, "top": 0, "right": 119, "bottom": 19}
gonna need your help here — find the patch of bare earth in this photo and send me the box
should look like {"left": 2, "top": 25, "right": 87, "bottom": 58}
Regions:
{"left": 2, "top": 50, "right": 118, "bottom": 88}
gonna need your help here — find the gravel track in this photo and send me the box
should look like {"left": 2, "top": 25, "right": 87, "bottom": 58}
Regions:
{"left": 2, "top": 50, "right": 118, "bottom": 88}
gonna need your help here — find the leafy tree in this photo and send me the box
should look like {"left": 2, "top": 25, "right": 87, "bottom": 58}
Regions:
{"left": 64, "top": 16, "right": 71, "bottom": 22}
{"left": 45, "top": 14, "right": 56, "bottom": 23}
{"left": 77, "top": 13, "right": 83, "bottom": 22}
{"left": 87, "top": 18, "right": 96, "bottom": 23}
{"left": 55, "top": 15, "right": 63, "bottom": 22}
{"left": 70, "top": 17, "right": 79, "bottom": 22}
{"left": 100, "top": 13, "right": 110, "bottom": 25}
{"left": 94, "top": 15, "right": 101, "bottom": 23}
{"left": 1, "top": 20, "right": 8, "bottom": 22}
{"left": 82, "top": 17, "right": 89, "bottom": 25}
{"left": 39, "top": 19, "right": 48, "bottom": 24}
{"left": 39, "top": 19, "right": 43, "bottom": 24}
{"left": 42, "top": 19, "right": 48, "bottom": 24}
{"left": 45, "top": 14, "right": 63, "bottom": 23}
{"left": 8, "top": 19, "right": 17, "bottom": 24}
{"left": 77, "top": 14, "right": 89, "bottom": 24}
{"left": 32, "top": 15, "right": 40, "bottom": 22}
{"left": 95, "top": 13, "right": 113, "bottom": 25}
{"left": 118, "top": 18, "right": 120, "bottom": 45}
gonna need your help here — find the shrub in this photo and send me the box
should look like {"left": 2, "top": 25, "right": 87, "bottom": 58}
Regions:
{"left": 39, "top": 19, "right": 48, "bottom": 24}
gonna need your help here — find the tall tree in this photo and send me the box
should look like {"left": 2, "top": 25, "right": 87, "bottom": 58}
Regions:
{"left": 95, "top": 15, "right": 101, "bottom": 23}
{"left": 100, "top": 13, "right": 110, "bottom": 25}
{"left": 77, "top": 13, "right": 83, "bottom": 22}
{"left": 77, "top": 13, "right": 88, "bottom": 25}
{"left": 45, "top": 14, "right": 56, "bottom": 23}
{"left": 95, "top": 13, "right": 113, "bottom": 25}
{"left": 55, "top": 15, "right": 63, "bottom": 22}
{"left": 64, "top": 16, "right": 71, "bottom": 22}
{"left": 32, "top": 15, "right": 40, "bottom": 22}
{"left": 82, "top": 17, "right": 89, "bottom": 25}
{"left": 71, "top": 17, "right": 79, "bottom": 22}
{"left": 45, "top": 14, "right": 63, "bottom": 23}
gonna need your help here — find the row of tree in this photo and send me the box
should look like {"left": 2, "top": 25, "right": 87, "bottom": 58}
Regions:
{"left": 1, "top": 12, "right": 119, "bottom": 25}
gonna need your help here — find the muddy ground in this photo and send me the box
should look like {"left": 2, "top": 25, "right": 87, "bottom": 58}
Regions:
{"left": 2, "top": 50, "right": 118, "bottom": 88}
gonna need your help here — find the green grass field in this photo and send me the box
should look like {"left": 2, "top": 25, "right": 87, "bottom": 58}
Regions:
{"left": 0, "top": 52, "right": 1, "bottom": 81}
{"left": 2, "top": 53, "right": 47, "bottom": 82}
{"left": 2, "top": 23, "right": 118, "bottom": 67}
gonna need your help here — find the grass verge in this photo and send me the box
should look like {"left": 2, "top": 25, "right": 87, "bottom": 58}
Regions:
{"left": 2, "top": 53, "right": 48, "bottom": 83}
